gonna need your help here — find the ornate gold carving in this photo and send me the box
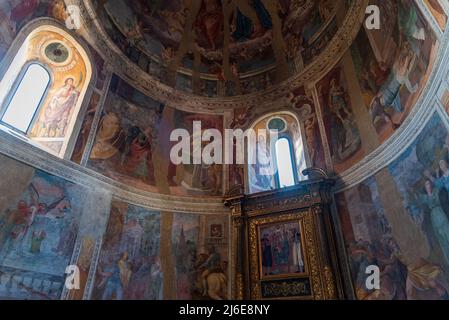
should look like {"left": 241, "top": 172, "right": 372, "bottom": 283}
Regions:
{"left": 235, "top": 273, "right": 244, "bottom": 300}
{"left": 324, "top": 266, "right": 337, "bottom": 299}
{"left": 247, "top": 210, "right": 334, "bottom": 300}
{"left": 262, "top": 280, "right": 310, "bottom": 298}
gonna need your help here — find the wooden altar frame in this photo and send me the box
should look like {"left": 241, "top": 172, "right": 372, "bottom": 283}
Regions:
{"left": 225, "top": 169, "right": 343, "bottom": 300}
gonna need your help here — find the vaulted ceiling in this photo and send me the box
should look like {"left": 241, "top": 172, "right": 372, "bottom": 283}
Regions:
{"left": 90, "top": 0, "right": 347, "bottom": 97}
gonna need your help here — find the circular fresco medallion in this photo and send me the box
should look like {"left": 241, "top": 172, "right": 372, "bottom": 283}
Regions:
{"left": 267, "top": 117, "right": 287, "bottom": 133}
{"left": 44, "top": 42, "right": 70, "bottom": 64}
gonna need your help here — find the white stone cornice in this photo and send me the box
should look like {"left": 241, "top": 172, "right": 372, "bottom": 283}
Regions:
{"left": 0, "top": 129, "right": 229, "bottom": 214}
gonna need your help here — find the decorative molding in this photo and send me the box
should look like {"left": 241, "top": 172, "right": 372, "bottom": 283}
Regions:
{"left": 0, "top": 129, "right": 229, "bottom": 214}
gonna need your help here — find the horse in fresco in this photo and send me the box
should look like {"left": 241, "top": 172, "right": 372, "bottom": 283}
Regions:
{"left": 194, "top": 246, "right": 228, "bottom": 300}
{"left": 204, "top": 270, "right": 227, "bottom": 300}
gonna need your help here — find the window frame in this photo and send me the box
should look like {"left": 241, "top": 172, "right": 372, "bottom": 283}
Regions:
{"left": 0, "top": 61, "right": 52, "bottom": 135}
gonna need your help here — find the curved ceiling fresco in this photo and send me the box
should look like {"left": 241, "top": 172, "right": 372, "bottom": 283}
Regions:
{"left": 90, "top": 0, "right": 344, "bottom": 97}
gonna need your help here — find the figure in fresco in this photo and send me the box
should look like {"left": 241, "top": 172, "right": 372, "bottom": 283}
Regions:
{"left": 0, "top": 182, "right": 72, "bottom": 263}
{"left": 121, "top": 126, "right": 155, "bottom": 184}
{"left": 320, "top": 76, "right": 361, "bottom": 163}
{"left": 159, "top": 10, "right": 186, "bottom": 37}
{"left": 369, "top": 42, "right": 417, "bottom": 130}
{"left": 118, "top": 252, "right": 132, "bottom": 291}
{"left": 97, "top": 257, "right": 124, "bottom": 300}
{"left": 328, "top": 78, "right": 352, "bottom": 124}
{"left": 348, "top": 239, "right": 378, "bottom": 299}
{"left": 374, "top": 236, "right": 407, "bottom": 300}
{"left": 36, "top": 77, "right": 80, "bottom": 138}
{"left": 250, "top": 135, "right": 274, "bottom": 192}
{"left": 425, "top": 159, "right": 449, "bottom": 195}
{"left": 150, "top": 256, "right": 163, "bottom": 300}
{"left": 90, "top": 113, "right": 126, "bottom": 160}
{"left": 261, "top": 233, "right": 273, "bottom": 275}
{"left": 196, "top": 246, "right": 227, "bottom": 300}
{"left": 304, "top": 116, "right": 318, "bottom": 166}
{"left": 53, "top": 217, "right": 78, "bottom": 256}
{"left": 196, "top": 0, "right": 223, "bottom": 50}
{"left": 292, "top": 230, "right": 304, "bottom": 273}
{"left": 9, "top": 0, "right": 39, "bottom": 29}
{"left": 126, "top": 255, "right": 151, "bottom": 299}
{"left": 398, "top": 0, "right": 426, "bottom": 50}
{"left": 119, "top": 218, "right": 144, "bottom": 261}
{"left": 92, "top": 203, "right": 161, "bottom": 300}
{"left": 30, "top": 230, "right": 46, "bottom": 254}
{"left": 231, "top": 0, "right": 273, "bottom": 41}
{"left": 272, "top": 225, "right": 289, "bottom": 267}
{"left": 412, "top": 180, "right": 449, "bottom": 266}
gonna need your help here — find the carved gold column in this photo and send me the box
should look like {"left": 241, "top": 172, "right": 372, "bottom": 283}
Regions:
{"left": 224, "top": 189, "right": 245, "bottom": 300}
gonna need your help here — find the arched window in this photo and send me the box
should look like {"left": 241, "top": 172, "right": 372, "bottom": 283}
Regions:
{"left": 0, "top": 63, "right": 51, "bottom": 133}
{"left": 0, "top": 24, "right": 92, "bottom": 158}
{"left": 274, "top": 137, "right": 296, "bottom": 188}
{"left": 247, "top": 113, "right": 308, "bottom": 194}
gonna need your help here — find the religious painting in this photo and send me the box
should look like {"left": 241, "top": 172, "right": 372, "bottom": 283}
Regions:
{"left": 289, "top": 87, "right": 326, "bottom": 170}
{"left": 167, "top": 109, "right": 224, "bottom": 196}
{"left": 0, "top": 155, "right": 84, "bottom": 300}
{"left": 72, "top": 91, "right": 101, "bottom": 163}
{"left": 88, "top": 75, "right": 164, "bottom": 193}
{"left": 0, "top": 1, "right": 68, "bottom": 56}
{"left": 92, "top": 0, "right": 342, "bottom": 96}
{"left": 34, "top": 77, "right": 80, "bottom": 138}
{"left": 248, "top": 211, "right": 320, "bottom": 300}
{"left": 302, "top": 16, "right": 338, "bottom": 65}
{"left": 258, "top": 220, "right": 306, "bottom": 278}
{"left": 91, "top": 201, "right": 162, "bottom": 300}
{"left": 317, "top": 66, "right": 363, "bottom": 173}
{"left": 172, "top": 213, "right": 229, "bottom": 300}
{"left": 240, "top": 70, "right": 275, "bottom": 95}
{"left": 16, "top": 29, "right": 89, "bottom": 156}
{"left": 336, "top": 113, "right": 449, "bottom": 300}
{"left": 424, "top": 0, "right": 447, "bottom": 32}
{"left": 351, "top": 0, "right": 438, "bottom": 142}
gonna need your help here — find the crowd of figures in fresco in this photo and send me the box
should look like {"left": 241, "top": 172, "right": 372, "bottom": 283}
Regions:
{"left": 91, "top": 206, "right": 229, "bottom": 300}
{"left": 87, "top": 75, "right": 224, "bottom": 197}
{"left": 91, "top": 0, "right": 339, "bottom": 96}
{"left": 0, "top": 154, "right": 229, "bottom": 300}
{"left": 172, "top": 214, "right": 228, "bottom": 300}
{"left": 338, "top": 114, "right": 449, "bottom": 300}
{"left": 0, "top": 156, "right": 84, "bottom": 299}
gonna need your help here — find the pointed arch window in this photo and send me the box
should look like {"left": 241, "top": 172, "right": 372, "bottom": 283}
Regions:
{"left": 0, "top": 63, "right": 51, "bottom": 133}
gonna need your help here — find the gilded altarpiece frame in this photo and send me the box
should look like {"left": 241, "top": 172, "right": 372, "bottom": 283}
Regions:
{"left": 248, "top": 208, "right": 336, "bottom": 300}
{"left": 226, "top": 174, "right": 342, "bottom": 300}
